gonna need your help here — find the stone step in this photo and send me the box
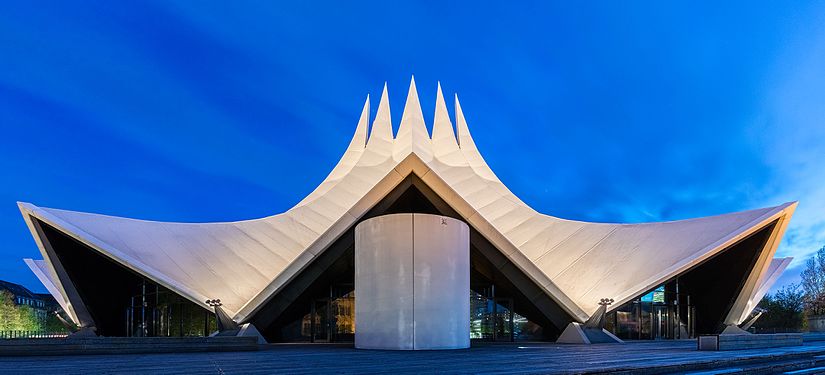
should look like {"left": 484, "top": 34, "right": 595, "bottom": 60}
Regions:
{"left": 0, "top": 336, "right": 259, "bottom": 356}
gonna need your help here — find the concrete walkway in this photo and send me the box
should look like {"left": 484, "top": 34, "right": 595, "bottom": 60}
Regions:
{"left": 2, "top": 340, "right": 825, "bottom": 374}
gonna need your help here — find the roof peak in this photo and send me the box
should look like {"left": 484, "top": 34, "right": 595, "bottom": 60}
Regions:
{"left": 361, "top": 79, "right": 473, "bottom": 147}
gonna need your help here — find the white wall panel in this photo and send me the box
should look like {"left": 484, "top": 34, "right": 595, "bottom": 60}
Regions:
{"left": 413, "top": 214, "right": 470, "bottom": 350}
{"left": 355, "top": 214, "right": 415, "bottom": 350}
{"left": 355, "top": 213, "right": 469, "bottom": 350}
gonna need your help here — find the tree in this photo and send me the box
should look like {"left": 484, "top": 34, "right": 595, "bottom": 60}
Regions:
{"left": 43, "top": 313, "right": 70, "bottom": 333}
{"left": 753, "top": 284, "right": 805, "bottom": 332}
{"left": 801, "top": 246, "right": 825, "bottom": 315}
{"left": 0, "top": 291, "right": 16, "bottom": 330}
{"left": 0, "top": 290, "right": 40, "bottom": 332}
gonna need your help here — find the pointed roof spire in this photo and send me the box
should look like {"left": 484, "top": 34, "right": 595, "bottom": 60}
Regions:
{"left": 348, "top": 95, "right": 369, "bottom": 149}
{"left": 365, "top": 83, "right": 393, "bottom": 158}
{"left": 432, "top": 82, "right": 461, "bottom": 162}
{"left": 455, "top": 94, "right": 497, "bottom": 180}
{"left": 293, "top": 95, "right": 370, "bottom": 205}
{"left": 455, "top": 94, "right": 475, "bottom": 150}
{"left": 393, "top": 75, "right": 432, "bottom": 162}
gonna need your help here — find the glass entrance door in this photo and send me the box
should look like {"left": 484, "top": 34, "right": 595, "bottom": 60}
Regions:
{"left": 311, "top": 299, "right": 329, "bottom": 343}
{"left": 651, "top": 305, "right": 670, "bottom": 339}
{"left": 470, "top": 289, "right": 522, "bottom": 342}
{"left": 330, "top": 292, "right": 355, "bottom": 342}
{"left": 472, "top": 296, "right": 514, "bottom": 341}
{"left": 493, "top": 298, "right": 514, "bottom": 342}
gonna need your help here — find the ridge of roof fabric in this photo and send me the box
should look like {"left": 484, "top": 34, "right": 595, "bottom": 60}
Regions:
{"left": 19, "top": 78, "right": 797, "bottom": 326}
{"left": 737, "top": 257, "right": 793, "bottom": 324}
{"left": 24, "top": 258, "right": 75, "bottom": 323}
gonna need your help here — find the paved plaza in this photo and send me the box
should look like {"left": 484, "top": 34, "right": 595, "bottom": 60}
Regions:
{"left": 2, "top": 340, "right": 825, "bottom": 374}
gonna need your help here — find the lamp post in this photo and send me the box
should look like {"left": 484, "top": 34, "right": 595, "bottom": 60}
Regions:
{"left": 598, "top": 298, "right": 614, "bottom": 330}
{"left": 205, "top": 299, "right": 221, "bottom": 335}
{"left": 205, "top": 298, "right": 239, "bottom": 333}
{"left": 584, "top": 297, "right": 615, "bottom": 330}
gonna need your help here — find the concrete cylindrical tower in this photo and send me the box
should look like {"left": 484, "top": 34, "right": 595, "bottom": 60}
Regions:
{"left": 354, "top": 213, "right": 470, "bottom": 350}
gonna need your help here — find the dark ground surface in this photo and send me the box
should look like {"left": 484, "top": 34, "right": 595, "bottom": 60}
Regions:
{"left": 3, "top": 340, "right": 825, "bottom": 374}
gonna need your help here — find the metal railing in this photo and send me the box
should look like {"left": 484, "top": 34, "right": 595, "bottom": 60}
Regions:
{"left": 0, "top": 330, "right": 69, "bottom": 339}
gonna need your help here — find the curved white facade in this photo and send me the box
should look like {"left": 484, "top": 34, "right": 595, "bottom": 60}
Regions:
{"left": 355, "top": 213, "right": 470, "bottom": 350}
{"left": 18, "top": 77, "right": 795, "bottom": 333}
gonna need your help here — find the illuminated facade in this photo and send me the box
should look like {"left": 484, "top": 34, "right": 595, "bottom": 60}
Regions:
{"left": 19, "top": 78, "right": 794, "bottom": 342}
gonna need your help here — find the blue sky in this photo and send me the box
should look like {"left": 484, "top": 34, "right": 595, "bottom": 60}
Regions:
{"left": 1, "top": 2, "right": 823, "bottom": 294}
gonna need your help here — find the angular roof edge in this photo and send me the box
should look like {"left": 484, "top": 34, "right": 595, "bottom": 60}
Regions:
{"left": 17, "top": 79, "right": 799, "bottom": 326}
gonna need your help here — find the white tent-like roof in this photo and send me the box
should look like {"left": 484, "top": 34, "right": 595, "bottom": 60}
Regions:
{"left": 736, "top": 257, "right": 793, "bottom": 323}
{"left": 20, "top": 78, "right": 796, "bottom": 329}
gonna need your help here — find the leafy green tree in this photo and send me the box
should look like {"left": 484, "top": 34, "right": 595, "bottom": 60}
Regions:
{"left": 801, "top": 246, "right": 825, "bottom": 315}
{"left": 753, "top": 284, "right": 805, "bottom": 332}
{"left": 0, "top": 290, "right": 16, "bottom": 330}
{"left": 0, "top": 290, "right": 40, "bottom": 331}
{"left": 43, "top": 313, "right": 70, "bottom": 333}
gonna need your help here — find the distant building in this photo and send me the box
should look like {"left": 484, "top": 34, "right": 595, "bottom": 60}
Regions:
{"left": 0, "top": 279, "right": 61, "bottom": 320}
